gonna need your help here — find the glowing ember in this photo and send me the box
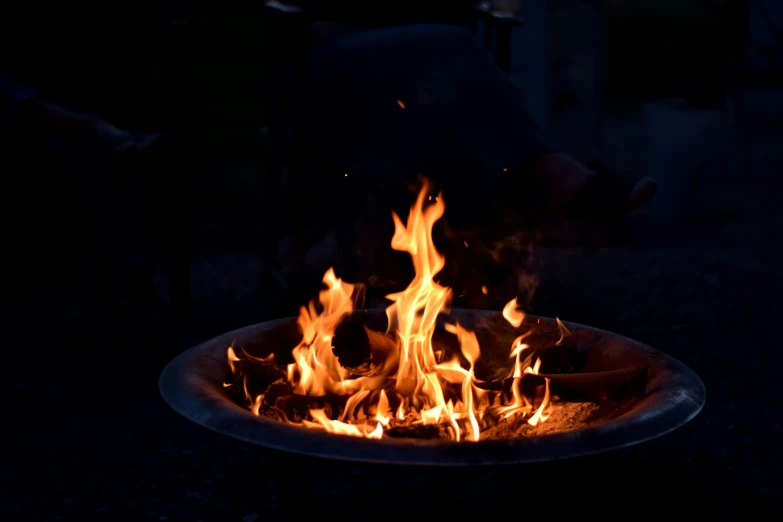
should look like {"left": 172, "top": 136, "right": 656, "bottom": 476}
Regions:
{"left": 226, "top": 179, "right": 565, "bottom": 441}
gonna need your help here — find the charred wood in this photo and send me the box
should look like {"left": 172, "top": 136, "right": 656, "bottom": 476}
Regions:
{"left": 332, "top": 319, "right": 397, "bottom": 376}
{"left": 224, "top": 354, "right": 287, "bottom": 400}
{"left": 384, "top": 424, "right": 452, "bottom": 440}
{"left": 522, "top": 366, "right": 648, "bottom": 402}
{"left": 473, "top": 365, "right": 648, "bottom": 403}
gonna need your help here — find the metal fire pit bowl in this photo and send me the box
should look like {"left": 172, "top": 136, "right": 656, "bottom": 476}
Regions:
{"left": 159, "top": 309, "right": 705, "bottom": 466}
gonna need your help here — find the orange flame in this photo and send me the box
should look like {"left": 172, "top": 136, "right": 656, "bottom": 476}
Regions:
{"left": 288, "top": 268, "right": 354, "bottom": 396}
{"left": 555, "top": 317, "right": 572, "bottom": 346}
{"left": 502, "top": 298, "right": 525, "bottom": 328}
{"left": 227, "top": 179, "right": 556, "bottom": 440}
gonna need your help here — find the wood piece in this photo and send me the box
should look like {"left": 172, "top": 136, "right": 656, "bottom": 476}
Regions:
{"left": 225, "top": 352, "right": 287, "bottom": 398}
{"left": 262, "top": 381, "right": 294, "bottom": 406}
{"left": 384, "top": 424, "right": 452, "bottom": 440}
{"left": 521, "top": 366, "right": 648, "bottom": 402}
{"left": 331, "top": 319, "right": 398, "bottom": 377}
{"left": 331, "top": 319, "right": 372, "bottom": 368}
{"left": 474, "top": 365, "right": 648, "bottom": 404}
{"left": 472, "top": 378, "right": 504, "bottom": 392}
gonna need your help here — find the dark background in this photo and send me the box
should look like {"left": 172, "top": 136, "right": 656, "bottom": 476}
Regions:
{"left": 3, "top": 1, "right": 782, "bottom": 520}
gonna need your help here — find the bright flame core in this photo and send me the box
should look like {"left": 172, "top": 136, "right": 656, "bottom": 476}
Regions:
{"left": 227, "top": 180, "right": 555, "bottom": 440}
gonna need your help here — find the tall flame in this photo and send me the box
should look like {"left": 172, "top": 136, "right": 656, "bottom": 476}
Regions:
{"left": 384, "top": 181, "right": 456, "bottom": 429}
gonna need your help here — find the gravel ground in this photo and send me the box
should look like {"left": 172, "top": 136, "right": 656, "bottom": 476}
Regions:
{"left": 5, "top": 77, "right": 782, "bottom": 522}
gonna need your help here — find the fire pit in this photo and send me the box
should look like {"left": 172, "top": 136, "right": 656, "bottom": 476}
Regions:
{"left": 160, "top": 178, "right": 704, "bottom": 465}
{"left": 160, "top": 308, "right": 704, "bottom": 465}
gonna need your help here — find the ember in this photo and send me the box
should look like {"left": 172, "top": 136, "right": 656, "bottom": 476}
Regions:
{"left": 224, "top": 179, "right": 647, "bottom": 441}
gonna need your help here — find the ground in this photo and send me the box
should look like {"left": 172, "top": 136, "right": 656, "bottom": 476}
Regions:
{"left": 5, "top": 20, "right": 783, "bottom": 522}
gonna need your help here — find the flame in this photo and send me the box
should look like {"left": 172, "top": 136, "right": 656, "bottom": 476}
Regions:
{"left": 289, "top": 268, "right": 354, "bottom": 396}
{"left": 306, "top": 409, "right": 383, "bottom": 439}
{"left": 555, "top": 317, "right": 572, "bottom": 346}
{"left": 528, "top": 378, "right": 552, "bottom": 426}
{"left": 226, "top": 179, "right": 557, "bottom": 440}
{"left": 226, "top": 344, "right": 240, "bottom": 382}
{"left": 374, "top": 389, "right": 392, "bottom": 426}
{"left": 502, "top": 298, "right": 525, "bottom": 328}
{"left": 385, "top": 180, "right": 454, "bottom": 424}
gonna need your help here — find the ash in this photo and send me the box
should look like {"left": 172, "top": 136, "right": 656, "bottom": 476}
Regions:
{"left": 482, "top": 402, "right": 601, "bottom": 439}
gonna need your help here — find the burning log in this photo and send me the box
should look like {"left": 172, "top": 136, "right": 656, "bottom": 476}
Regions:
{"left": 521, "top": 366, "right": 648, "bottom": 402}
{"left": 473, "top": 365, "right": 647, "bottom": 403}
{"left": 331, "top": 318, "right": 398, "bottom": 377}
{"left": 384, "top": 424, "right": 453, "bottom": 440}
{"left": 471, "top": 344, "right": 582, "bottom": 393}
{"left": 262, "top": 381, "right": 294, "bottom": 406}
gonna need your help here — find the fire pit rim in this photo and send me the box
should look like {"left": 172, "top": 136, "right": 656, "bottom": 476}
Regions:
{"left": 159, "top": 310, "right": 705, "bottom": 466}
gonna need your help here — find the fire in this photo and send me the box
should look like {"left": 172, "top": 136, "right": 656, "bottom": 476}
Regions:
{"left": 502, "top": 298, "right": 525, "bottom": 328}
{"left": 288, "top": 268, "right": 354, "bottom": 396}
{"left": 226, "top": 179, "right": 557, "bottom": 440}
